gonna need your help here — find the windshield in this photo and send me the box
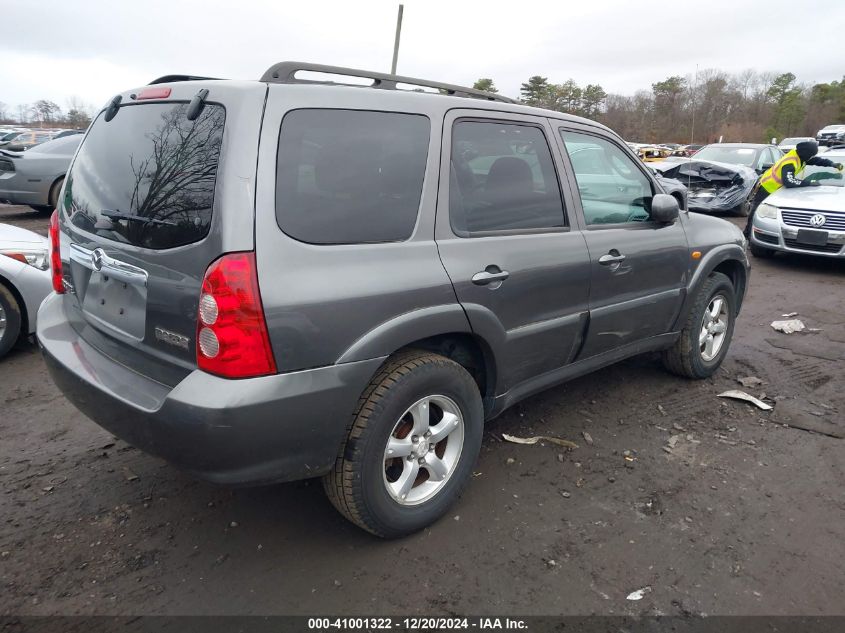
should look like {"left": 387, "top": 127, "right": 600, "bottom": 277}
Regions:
{"left": 693, "top": 146, "right": 757, "bottom": 167}
{"left": 64, "top": 101, "right": 226, "bottom": 249}
{"left": 804, "top": 153, "right": 845, "bottom": 187}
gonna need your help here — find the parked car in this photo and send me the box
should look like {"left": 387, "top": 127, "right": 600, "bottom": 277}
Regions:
{"left": 38, "top": 62, "right": 749, "bottom": 537}
{"left": 777, "top": 136, "right": 815, "bottom": 154}
{"left": 0, "top": 130, "right": 25, "bottom": 147}
{"left": 1, "top": 130, "right": 55, "bottom": 152}
{"left": 652, "top": 158, "right": 758, "bottom": 216}
{"left": 53, "top": 129, "right": 84, "bottom": 139}
{"left": 637, "top": 145, "right": 672, "bottom": 162}
{"left": 670, "top": 145, "right": 701, "bottom": 158}
{"left": 816, "top": 124, "right": 845, "bottom": 147}
{"left": 693, "top": 143, "right": 783, "bottom": 174}
{"left": 0, "top": 134, "right": 82, "bottom": 211}
{"left": 0, "top": 224, "right": 52, "bottom": 357}
{"left": 749, "top": 149, "right": 845, "bottom": 258}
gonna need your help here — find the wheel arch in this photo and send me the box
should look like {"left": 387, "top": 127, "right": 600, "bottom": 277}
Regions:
{"left": 673, "top": 245, "right": 748, "bottom": 330}
{"left": 396, "top": 332, "right": 497, "bottom": 417}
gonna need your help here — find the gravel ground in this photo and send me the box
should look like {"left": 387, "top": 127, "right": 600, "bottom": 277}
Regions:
{"left": 1, "top": 203, "right": 844, "bottom": 616}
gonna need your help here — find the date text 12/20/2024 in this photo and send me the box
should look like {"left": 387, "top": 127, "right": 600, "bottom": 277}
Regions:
{"left": 308, "top": 618, "right": 528, "bottom": 630}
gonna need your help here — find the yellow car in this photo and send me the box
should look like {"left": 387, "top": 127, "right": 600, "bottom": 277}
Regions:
{"left": 637, "top": 146, "right": 671, "bottom": 162}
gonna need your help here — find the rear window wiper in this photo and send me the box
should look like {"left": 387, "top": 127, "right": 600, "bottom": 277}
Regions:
{"left": 101, "top": 209, "right": 176, "bottom": 226}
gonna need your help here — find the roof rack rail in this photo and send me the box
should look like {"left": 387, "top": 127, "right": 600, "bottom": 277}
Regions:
{"left": 149, "top": 74, "right": 221, "bottom": 85}
{"left": 259, "top": 61, "right": 516, "bottom": 104}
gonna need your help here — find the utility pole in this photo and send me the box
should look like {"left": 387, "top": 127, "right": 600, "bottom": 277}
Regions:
{"left": 391, "top": 4, "right": 404, "bottom": 75}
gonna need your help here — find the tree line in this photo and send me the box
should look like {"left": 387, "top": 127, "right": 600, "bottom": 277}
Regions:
{"left": 473, "top": 71, "right": 845, "bottom": 144}
{"left": 0, "top": 97, "right": 93, "bottom": 129}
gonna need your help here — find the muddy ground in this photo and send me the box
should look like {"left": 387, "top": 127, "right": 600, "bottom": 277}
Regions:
{"left": 1, "top": 203, "right": 843, "bottom": 616}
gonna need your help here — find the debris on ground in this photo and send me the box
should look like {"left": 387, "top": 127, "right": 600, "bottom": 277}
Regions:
{"left": 771, "top": 319, "right": 805, "bottom": 334}
{"left": 502, "top": 434, "right": 578, "bottom": 449}
{"left": 582, "top": 431, "right": 594, "bottom": 446}
{"left": 718, "top": 390, "right": 773, "bottom": 411}
{"left": 737, "top": 376, "right": 764, "bottom": 388}
{"left": 781, "top": 312, "right": 798, "bottom": 318}
{"left": 123, "top": 469, "right": 139, "bottom": 482}
{"left": 626, "top": 587, "right": 652, "bottom": 601}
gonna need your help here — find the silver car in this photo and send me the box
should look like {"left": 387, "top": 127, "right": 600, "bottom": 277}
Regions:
{"left": 0, "top": 135, "right": 82, "bottom": 211}
{"left": 0, "top": 223, "right": 52, "bottom": 357}
{"left": 750, "top": 149, "right": 845, "bottom": 258}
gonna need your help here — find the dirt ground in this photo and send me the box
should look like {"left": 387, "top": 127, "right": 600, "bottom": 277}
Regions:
{"left": 1, "top": 203, "right": 844, "bottom": 616}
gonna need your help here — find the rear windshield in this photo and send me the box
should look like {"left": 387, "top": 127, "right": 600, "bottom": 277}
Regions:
{"left": 63, "top": 102, "right": 225, "bottom": 249}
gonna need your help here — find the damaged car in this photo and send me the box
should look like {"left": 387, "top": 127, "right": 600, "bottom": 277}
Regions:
{"left": 654, "top": 159, "right": 759, "bottom": 216}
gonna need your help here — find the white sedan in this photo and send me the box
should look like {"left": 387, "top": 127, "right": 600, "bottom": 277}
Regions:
{"left": 0, "top": 223, "right": 53, "bottom": 357}
{"left": 749, "top": 149, "right": 845, "bottom": 258}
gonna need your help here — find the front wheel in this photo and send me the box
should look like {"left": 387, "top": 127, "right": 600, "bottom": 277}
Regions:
{"left": 662, "top": 272, "right": 736, "bottom": 379}
{"left": 0, "top": 284, "right": 23, "bottom": 358}
{"left": 324, "top": 351, "right": 483, "bottom": 538}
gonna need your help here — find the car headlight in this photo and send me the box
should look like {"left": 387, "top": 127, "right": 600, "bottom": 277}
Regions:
{"left": 756, "top": 203, "right": 778, "bottom": 220}
{"left": 1, "top": 249, "right": 50, "bottom": 270}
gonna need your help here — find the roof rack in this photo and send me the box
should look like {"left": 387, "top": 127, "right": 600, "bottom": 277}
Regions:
{"left": 149, "top": 74, "right": 221, "bottom": 85}
{"left": 259, "top": 61, "right": 516, "bottom": 104}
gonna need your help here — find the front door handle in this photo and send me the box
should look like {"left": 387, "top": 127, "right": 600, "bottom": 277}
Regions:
{"left": 598, "top": 251, "right": 626, "bottom": 265}
{"left": 472, "top": 267, "right": 510, "bottom": 285}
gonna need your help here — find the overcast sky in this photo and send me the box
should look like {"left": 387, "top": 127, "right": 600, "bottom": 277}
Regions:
{"left": 2, "top": 0, "right": 844, "bottom": 114}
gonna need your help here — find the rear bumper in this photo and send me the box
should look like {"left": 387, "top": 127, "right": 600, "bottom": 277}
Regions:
{"left": 37, "top": 293, "right": 385, "bottom": 485}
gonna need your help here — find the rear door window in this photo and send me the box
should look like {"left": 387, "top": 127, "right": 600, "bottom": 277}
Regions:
{"left": 64, "top": 102, "right": 225, "bottom": 249}
{"left": 449, "top": 120, "right": 566, "bottom": 235}
{"left": 275, "top": 109, "right": 430, "bottom": 244}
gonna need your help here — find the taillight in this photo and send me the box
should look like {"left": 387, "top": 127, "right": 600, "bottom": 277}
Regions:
{"left": 49, "top": 210, "right": 65, "bottom": 294}
{"left": 196, "top": 252, "right": 276, "bottom": 378}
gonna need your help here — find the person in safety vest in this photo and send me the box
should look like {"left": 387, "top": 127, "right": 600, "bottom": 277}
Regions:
{"left": 743, "top": 140, "right": 843, "bottom": 238}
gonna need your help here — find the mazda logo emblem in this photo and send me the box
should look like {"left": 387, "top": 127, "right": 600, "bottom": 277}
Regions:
{"left": 91, "top": 248, "right": 106, "bottom": 271}
{"left": 809, "top": 214, "right": 827, "bottom": 228}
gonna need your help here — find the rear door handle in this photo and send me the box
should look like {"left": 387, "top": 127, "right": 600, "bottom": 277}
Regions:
{"left": 598, "top": 251, "right": 626, "bottom": 265}
{"left": 472, "top": 268, "right": 510, "bottom": 285}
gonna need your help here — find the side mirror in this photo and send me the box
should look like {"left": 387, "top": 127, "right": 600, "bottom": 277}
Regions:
{"left": 651, "top": 193, "right": 680, "bottom": 223}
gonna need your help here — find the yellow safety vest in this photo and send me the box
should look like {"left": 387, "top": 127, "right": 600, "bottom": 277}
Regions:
{"left": 759, "top": 150, "right": 804, "bottom": 194}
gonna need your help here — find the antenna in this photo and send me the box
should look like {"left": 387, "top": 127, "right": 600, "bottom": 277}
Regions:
{"left": 391, "top": 4, "right": 404, "bottom": 75}
{"left": 687, "top": 64, "right": 699, "bottom": 192}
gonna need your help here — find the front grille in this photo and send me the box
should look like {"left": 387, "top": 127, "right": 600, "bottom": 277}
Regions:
{"left": 783, "top": 239, "right": 843, "bottom": 254}
{"left": 781, "top": 208, "right": 845, "bottom": 231}
{"left": 0, "top": 159, "right": 14, "bottom": 172}
{"left": 754, "top": 232, "right": 778, "bottom": 245}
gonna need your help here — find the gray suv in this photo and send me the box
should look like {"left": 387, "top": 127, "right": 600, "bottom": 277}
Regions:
{"left": 38, "top": 62, "right": 749, "bottom": 537}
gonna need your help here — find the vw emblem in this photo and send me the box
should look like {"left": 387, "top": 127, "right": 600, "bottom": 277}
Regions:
{"left": 91, "top": 248, "right": 106, "bottom": 271}
{"left": 809, "top": 214, "right": 827, "bottom": 228}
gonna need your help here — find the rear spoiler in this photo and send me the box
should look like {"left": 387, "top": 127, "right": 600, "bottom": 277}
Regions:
{"left": 148, "top": 75, "right": 221, "bottom": 85}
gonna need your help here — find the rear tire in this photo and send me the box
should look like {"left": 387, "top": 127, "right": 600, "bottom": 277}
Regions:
{"left": 0, "top": 283, "right": 23, "bottom": 358}
{"left": 323, "top": 350, "right": 483, "bottom": 538}
{"left": 48, "top": 176, "right": 64, "bottom": 209}
{"left": 749, "top": 242, "right": 775, "bottom": 258}
{"left": 662, "top": 272, "right": 736, "bottom": 379}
